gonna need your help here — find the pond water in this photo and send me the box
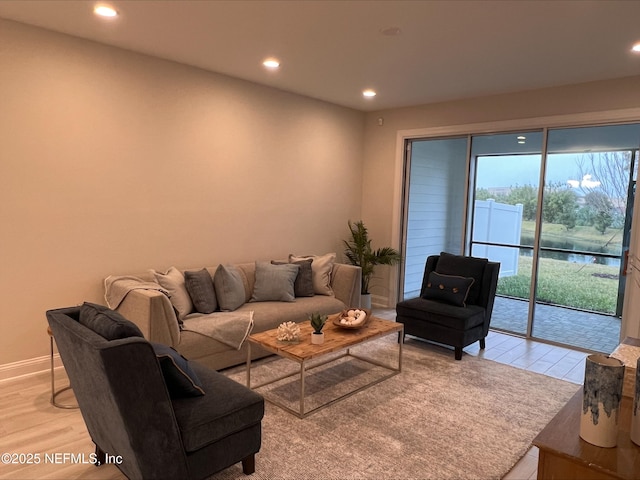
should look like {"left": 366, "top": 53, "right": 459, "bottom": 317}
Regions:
{"left": 520, "top": 249, "right": 621, "bottom": 267}
{"left": 519, "top": 234, "right": 622, "bottom": 267}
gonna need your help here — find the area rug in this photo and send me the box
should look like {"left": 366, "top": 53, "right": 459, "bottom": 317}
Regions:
{"left": 219, "top": 336, "right": 580, "bottom": 480}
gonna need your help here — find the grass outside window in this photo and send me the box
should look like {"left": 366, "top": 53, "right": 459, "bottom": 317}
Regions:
{"left": 497, "top": 256, "right": 618, "bottom": 315}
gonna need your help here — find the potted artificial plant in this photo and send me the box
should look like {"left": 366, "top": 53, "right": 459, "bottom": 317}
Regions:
{"left": 309, "top": 312, "right": 327, "bottom": 345}
{"left": 343, "top": 220, "right": 402, "bottom": 308}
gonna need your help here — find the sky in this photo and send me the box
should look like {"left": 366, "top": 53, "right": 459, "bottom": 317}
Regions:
{"left": 475, "top": 153, "right": 613, "bottom": 190}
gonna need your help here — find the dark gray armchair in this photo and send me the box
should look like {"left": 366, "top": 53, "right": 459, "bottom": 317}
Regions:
{"left": 396, "top": 252, "right": 500, "bottom": 360}
{"left": 46, "top": 304, "right": 264, "bottom": 480}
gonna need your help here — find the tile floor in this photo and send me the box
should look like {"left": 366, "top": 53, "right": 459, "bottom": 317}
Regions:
{"left": 492, "top": 296, "right": 621, "bottom": 354}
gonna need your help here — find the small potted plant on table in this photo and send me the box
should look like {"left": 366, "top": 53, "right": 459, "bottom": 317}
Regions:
{"left": 310, "top": 313, "right": 327, "bottom": 345}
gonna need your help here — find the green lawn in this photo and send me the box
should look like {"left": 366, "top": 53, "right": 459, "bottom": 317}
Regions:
{"left": 498, "top": 255, "right": 619, "bottom": 314}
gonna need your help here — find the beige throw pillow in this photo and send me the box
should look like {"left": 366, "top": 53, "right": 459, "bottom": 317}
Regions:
{"left": 289, "top": 252, "right": 336, "bottom": 296}
{"left": 153, "top": 267, "right": 194, "bottom": 320}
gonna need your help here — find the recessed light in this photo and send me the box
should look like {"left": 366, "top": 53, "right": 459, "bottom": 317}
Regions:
{"left": 632, "top": 42, "right": 640, "bottom": 53}
{"left": 518, "top": 140, "right": 526, "bottom": 144}
{"left": 262, "top": 58, "right": 280, "bottom": 69}
{"left": 94, "top": 4, "right": 118, "bottom": 17}
{"left": 362, "top": 89, "right": 377, "bottom": 98}
{"left": 517, "top": 136, "right": 526, "bottom": 140}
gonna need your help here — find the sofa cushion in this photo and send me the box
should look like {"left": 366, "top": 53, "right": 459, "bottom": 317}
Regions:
{"left": 251, "top": 261, "right": 298, "bottom": 302}
{"left": 185, "top": 268, "right": 218, "bottom": 314}
{"left": 272, "top": 258, "right": 314, "bottom": 297}
{"left": 213, "top": 264, "right": 246, "bottom": 312}
{"left": 435, "top": 252, "right": 488, "bottom": 305}
{"left": 422, "top": 272, "right": 474, "bottom": 307}
{"left": 79, "top": 302, "right": 144, "bottom": 340}
{"left": 172, "top": 362, "right": 264, "bottom": 452}
{"left": 152, "top": 342, "right": 205, "bottom": 398}
{"left": 153, "top": 267, "right": 194, "bottom": 320}
{"left": 289, "top": 252, "right": 336, "bottom": 296}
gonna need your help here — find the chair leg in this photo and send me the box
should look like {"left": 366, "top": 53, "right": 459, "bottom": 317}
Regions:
{"left": 242, "top": 454, "right": 255, "bottom": 475}
{"left": 94, "top": 444, "right": 106, "bottom": 467}
{"left": 480, "top": 338, "right": 486, "bottom": 350}
{"left": 454, "top": 347, "right": 462, "bottom": 360}
{"left": 397, "top": 331, "right": 405, "bottom": 344}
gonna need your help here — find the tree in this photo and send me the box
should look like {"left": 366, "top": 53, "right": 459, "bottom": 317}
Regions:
{"left": 475, "top": 188, "right": 493, "bottom": 201}
{"left": 584, "top": 191, "right": 614, "bottom": 213}
{"left": 543, "top": 185, "right": 578, "bottom": 230}
{"left": 475, "top": 185, "right": 538, "bottom": 221}
{"left": 574, "top": 152, "right": 631, "bottom": 203}
{"left": 594, "top": 208, "right": 613, "bottom": 234}
{"left": 506, "top": 184, "right": 538, "bottom": 221}
{"left": 585, "top": 191, "right": 615, "bottom": 234}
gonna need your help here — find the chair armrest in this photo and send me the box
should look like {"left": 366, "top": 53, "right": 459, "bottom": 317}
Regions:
{"left": 116, "top": 289, "right": 180, "bottom": 347}
{"left": 331, "top": 263, "right": 362, "bottom": 308}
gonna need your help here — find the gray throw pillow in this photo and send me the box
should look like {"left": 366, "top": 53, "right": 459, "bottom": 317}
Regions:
{"left": 272, "top": 258, "right": 314, "bottom": 297}
{"left": 184, "top": 268, "right": 217, "bottom": 314}
{"left": 79, "top": 302, "right": 144, "bottom": 340}
{"left": 251, "top": 261, "right": 299, "bottom": 302}
{"left": 213, "top": 264, "right": 246, "bottom": 312}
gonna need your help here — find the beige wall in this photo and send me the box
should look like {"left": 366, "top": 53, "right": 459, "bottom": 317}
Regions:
{"left": 361, "top": 77, "right": 640, "bottom": 335}
{"left": 0, "top": 20, "right": 365, "bottom": 366}
{"left": 3, "top": 19, "right": 639, "bottom": 370}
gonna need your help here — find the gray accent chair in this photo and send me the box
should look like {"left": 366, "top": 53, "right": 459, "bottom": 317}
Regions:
{"left": 396, "top": 252, "right": 500, "bottom": 360}
{"left": 46, "top": 306, "right": 264, "bottom": 480}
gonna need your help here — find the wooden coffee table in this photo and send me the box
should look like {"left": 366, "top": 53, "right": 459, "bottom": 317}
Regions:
{"left": 246, "top": 315, "right": 403, "bottom": 418}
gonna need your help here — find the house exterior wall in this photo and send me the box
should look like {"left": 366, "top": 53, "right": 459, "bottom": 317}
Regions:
{"left": 402, "top": 138, "right": 467, "bottom": 299}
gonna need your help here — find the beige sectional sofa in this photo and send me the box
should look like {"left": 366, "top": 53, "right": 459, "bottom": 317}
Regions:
{"left": 110, "top": 259, "right": 361, "bottom": 371}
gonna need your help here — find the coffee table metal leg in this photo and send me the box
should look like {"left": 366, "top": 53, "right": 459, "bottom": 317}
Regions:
{"left": 246, "top": 342, "right": 251, "bottom": 388}
{"left": 300, "top": 360, "right": 306, "bottom": 417}
{"left": 398, "top": 325, "right": 404, "bottom": 372}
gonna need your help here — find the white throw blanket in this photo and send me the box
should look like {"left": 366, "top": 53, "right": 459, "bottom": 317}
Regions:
{"left": 104, "top": 275, "right": 169, "bottom": 309}
{"left": 182, "top": 311, "right": 254, "bottom": 350}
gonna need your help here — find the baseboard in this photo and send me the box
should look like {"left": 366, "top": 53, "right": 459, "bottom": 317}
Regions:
{"left": 0, "top": 353, "right": 62, "bottom": 383}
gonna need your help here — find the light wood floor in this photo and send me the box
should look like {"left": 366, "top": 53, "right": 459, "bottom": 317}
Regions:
{"left": 0, "top": 311, "right": 588, "bottom": 480}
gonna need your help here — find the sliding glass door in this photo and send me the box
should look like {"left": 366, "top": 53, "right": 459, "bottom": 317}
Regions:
{"left": 469, "top": 131, "right": 544, "bottom": 336}
{"left": 532, "top": 125, "right": 639, "bottom": 351}
{"left": 401, "top": 121, "right": 640, "bottom": 353}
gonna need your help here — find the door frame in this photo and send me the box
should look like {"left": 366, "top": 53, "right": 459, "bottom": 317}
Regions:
{"left": 392, "top": 107, "right": 640, "bottom": 341}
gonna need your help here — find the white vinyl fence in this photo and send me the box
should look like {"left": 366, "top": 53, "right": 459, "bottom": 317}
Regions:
{"left": 472, "top": 199, "right": 521, "bottom": 277}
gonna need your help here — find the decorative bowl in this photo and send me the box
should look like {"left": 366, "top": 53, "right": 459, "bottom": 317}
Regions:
{"left": 332, "top": 308, "right": 371, "bottom": 329}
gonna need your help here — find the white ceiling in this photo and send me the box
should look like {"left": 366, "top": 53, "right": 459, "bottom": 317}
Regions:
{"left": 1, "top": 0, "right": 639, "bottom": 112}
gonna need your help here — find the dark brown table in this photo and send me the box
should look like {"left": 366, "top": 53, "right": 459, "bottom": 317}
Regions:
{"left": 532, "top": 389, "right": 640, "bottom": 479}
